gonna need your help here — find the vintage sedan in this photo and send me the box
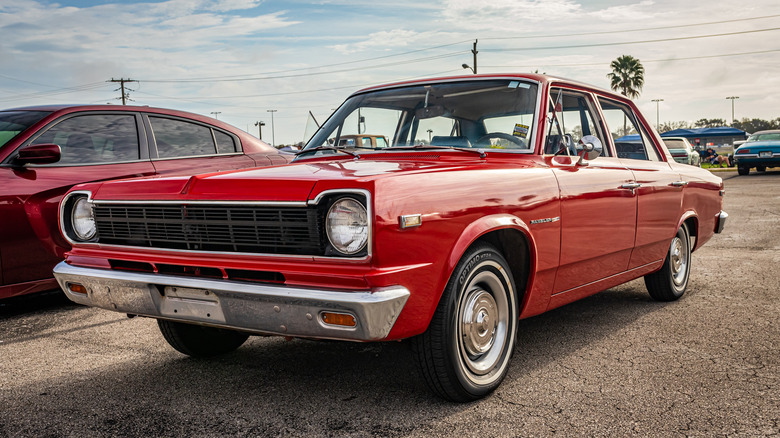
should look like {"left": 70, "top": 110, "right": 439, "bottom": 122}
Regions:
{"left": 734, "top": 129, "right": 780, "bottom": 175}
{"left": 0, "top": 105, "right": 286, "bottom": 300}
{"left": 663, "top": 137, "right": 701, "bottom": 166}
{"left": 54, "top": 74, "right": 726, "bottom": 401}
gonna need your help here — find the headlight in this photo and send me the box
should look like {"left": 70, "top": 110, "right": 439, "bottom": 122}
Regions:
{"left": 71, "top": 197, "right": 96, "bottom": 241}
{"left": 326, "top": 197, "right": 368, "bottom": 255}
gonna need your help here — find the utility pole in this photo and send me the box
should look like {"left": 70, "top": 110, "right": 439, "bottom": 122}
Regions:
{"left": 254, "top": 120, "right": 265, "bottom": 139}
{"left": 726, "top": 96, "right": 739, "bottom": 124}
{"left": 108, "top": 78, "right": 137, "bottom": 105}
{"left": 267, "top": 109, "right": 277, "bottom": 147}
{"left": 210, "top": 111, "right": 221, "bottom": 120}
{"left": 651, "top": 99, "right": 664, "bottom": 130}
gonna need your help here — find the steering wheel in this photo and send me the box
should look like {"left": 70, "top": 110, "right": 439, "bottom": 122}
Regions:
{"left": 475, "top": 132, "right": 527, "bottom": 148}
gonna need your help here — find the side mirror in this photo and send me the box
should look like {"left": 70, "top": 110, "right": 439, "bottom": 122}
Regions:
{"left": 15, "top": 143, "right": 62, "bottom": 165}
{"left": 577, "top": 135, "right": 602, "bottom": 165}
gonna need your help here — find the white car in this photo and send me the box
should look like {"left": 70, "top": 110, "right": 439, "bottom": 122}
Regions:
{"left": 663, "top": 137, "right": 701, "bottom": 166}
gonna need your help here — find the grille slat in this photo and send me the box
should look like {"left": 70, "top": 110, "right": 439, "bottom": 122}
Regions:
{"left": 94, "top": 204, "right": 323, "bottom": 255}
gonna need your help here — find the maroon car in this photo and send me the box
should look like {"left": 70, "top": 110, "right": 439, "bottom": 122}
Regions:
{"left": 0, "top": 105, "right": 287, "bottom": 300}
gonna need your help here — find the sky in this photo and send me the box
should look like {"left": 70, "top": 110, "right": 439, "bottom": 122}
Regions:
{"left": 1, "top": 0, "right": 779, "bottom": 145}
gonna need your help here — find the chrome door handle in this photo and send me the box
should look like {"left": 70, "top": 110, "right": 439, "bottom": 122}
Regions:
{"left": 671, "top": 181, "right": 689, "bottom": 187}
{"left": 621, "top": 183, "right": 641, "bottom": 189}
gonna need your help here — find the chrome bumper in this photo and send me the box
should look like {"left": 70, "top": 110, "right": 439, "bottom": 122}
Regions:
{"left": 715, "top": 210, "right": 728, "bottom": 234}
{"left": 53, "top": 262, "right": 410, "bottom": 341}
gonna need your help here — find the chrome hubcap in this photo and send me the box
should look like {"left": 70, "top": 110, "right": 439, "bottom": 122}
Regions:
{"left": 670, "top": 236, "right": 688, "bottom": 285}
{"left": 462, "top": 289, "right": 498, "bottom": 356}
{"left": 456, "top": 264, "right": 512, "bottom": 380}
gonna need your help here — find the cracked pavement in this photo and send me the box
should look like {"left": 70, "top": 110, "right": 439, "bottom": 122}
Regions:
{"left": 1, "top": 170, "right": 778, "bottom": 437}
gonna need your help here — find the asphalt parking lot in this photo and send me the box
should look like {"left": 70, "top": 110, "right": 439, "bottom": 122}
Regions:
{"left": 1, "top": 170, "right": 778, "bottom": 437}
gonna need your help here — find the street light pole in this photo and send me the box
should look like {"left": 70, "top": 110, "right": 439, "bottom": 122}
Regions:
{"left": 267, "top": 109, "right": 277, "bottom": 147}
{"left": 210, "top": 111, "right": 221, "bottom": 120}
{"left": 254, "top": 121, "right": 265, "bottom": 140}
{"left": 461, "top": 39, "right": 478, "bottom": 74}
{"left": 651, "top": 99, "right": 664, "bottom": 130}
{"left": 726, "top": 96, "right": 739, "bottom": 124}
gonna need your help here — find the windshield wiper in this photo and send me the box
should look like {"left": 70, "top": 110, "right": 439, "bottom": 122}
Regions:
{"left": 390, "top": 144, "right": 486, "bottom": 159}
{"left": 295, "top": 146, "right": 361, "bottom": 159}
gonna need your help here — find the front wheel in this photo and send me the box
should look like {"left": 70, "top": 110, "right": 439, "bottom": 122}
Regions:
{"left": 644, "top": 224, "right": 691, "bottom": 301}
{"left": 158, "top": 319, "right": 249, "bottom": 357}
{"left": 412, "top": 244, "right": 518, "bottom": 402}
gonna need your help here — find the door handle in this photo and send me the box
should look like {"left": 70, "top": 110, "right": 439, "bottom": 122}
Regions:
{"left": 670, "top": 181, "right": 689, "bottom": 187}
{"left": 621, "top": 182, "right": 641, "bottom": 189}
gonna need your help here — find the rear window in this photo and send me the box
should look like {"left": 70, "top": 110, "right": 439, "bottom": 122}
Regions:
{"left": 663, "top": 139, "right": 686, "bottom": 149}
{"left": 0, "top": 111, "right": 51, "bottom": 148}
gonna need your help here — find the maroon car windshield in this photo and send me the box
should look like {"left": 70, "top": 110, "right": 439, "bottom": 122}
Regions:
{"left": 0, "top": 110, "right": 51, "bottom": 149}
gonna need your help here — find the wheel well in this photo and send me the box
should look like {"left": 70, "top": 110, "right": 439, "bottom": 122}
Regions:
{"left": 475, "top": 229, "right": 531, "bottom": 306}
{"left": 683, "top": 216, "right": 698, "bottom": 250}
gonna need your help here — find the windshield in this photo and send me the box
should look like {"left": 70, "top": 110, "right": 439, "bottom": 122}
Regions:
{"left": 0, "top": 111, "right": 50, "bottom": 149}
{"left": 747, "top": 132, "right": 780, "bottom": 142}
{"left": 303, "top": 79, "right": 538, "bottom": 154}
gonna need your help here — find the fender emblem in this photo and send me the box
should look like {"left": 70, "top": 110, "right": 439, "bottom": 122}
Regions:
{"left": 529, "top": 217, "right": 560, "bottom": 225}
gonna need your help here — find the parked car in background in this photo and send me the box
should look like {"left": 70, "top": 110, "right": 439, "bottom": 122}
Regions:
{"left": 733, "top": 130, "right": 780, "bottom": 175}
{"left": 54, "top": 74, "right": 726, "bottom": 401}
{"left": 663, "top": 137, "right": 701, "bottom": 166}
{"left": 332, "top": 134, "right": 389, "bottom": 148}
{"left": 0, "top": 105, "right": 287, "bottom": 300}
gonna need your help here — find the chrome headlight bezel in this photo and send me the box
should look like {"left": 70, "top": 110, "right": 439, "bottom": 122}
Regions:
{"left": 325, "top": 197, "right": 369, "bottom": 256}
{"left": 61, "top": 191, "right": 98, "bottom": 244}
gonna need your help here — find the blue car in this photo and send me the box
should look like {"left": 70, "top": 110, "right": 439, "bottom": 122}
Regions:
{"left": 734, "top": 130, "right": 780, "bottom": 175}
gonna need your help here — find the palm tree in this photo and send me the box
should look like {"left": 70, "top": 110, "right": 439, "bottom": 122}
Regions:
{"left": 608, "top": 55, "right": 645, "bottom": 134}
{"left": 607, "top": 55, "right": 645, "bottom": 99}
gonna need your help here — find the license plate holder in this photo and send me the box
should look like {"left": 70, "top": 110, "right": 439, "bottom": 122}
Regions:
{"left": 159, "top": 286, "right": 225, "bottom": 322}
{"left": 760, "top": 151, "right": 772, "bottom": 158}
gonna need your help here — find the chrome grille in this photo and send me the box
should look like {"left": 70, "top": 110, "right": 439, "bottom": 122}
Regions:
{"left": 93, "top": 204, "right": 323, "bottom": 255}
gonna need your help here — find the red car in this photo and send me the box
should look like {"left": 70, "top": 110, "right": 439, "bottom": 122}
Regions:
{"left": 53, "top": 75, "right": 727, "bottom": 401}
{"left": 0, "top": 105, "right": 286, "bottom": 300}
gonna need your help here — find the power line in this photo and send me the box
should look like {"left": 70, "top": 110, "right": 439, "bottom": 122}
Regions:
{"left": 483, "top": 27, "right": 780, "bottom": 52}
{"left": 481, "top": 14, "right": 780, "bottom": 41}
{"left": 138, "top": 51, "right": 467, "bottom": 83}
{"left": 108, "top": 78, "right": 138, "bottom": 105}
{"left": 480, "top": 48, "right": 780, "bottom": 69}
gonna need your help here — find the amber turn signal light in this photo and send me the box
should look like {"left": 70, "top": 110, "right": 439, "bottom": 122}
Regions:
{"left": 321, "top": 311, "right": 357, "bottom": 327}
{"left": 67, "top": 282, "right": 88, "bottom": 294}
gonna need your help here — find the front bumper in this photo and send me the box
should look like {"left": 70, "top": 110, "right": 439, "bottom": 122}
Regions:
{"left": 715, "top": 210, "right": 728, "bottom": 234}
{"left": 53, "top": 262, "right": 410, "bottom": 341}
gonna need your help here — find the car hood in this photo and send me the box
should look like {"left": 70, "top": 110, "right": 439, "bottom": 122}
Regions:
{"left": 90, "top": 154, "right": 535, "bottom": 202}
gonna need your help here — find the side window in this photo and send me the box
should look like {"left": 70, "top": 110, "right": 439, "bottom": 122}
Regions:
{"left": 214, "top": 130, "right": 237, "bottom": 154}
{"left": 32, "top": 114, "right": 139, "bottom": 165}
{"left": 599, "top": 98, "right": 660, "bottom": 161}
{"left": 149, "top": 116, "right": 217, "bottom": 158}
{"left": 545, "top": 89, "right": 609, "bottom": 157}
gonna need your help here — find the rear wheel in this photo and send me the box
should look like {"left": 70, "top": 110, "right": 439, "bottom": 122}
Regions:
{"left": 158, "top": 319, "right": 249, "bottom": 357}
{"left": 644, "top": 224, "right": 691, "bottom": 301}
{"left": 737, "top": 166, "right": 750, "bottom": 175}
{"left": 412, "top": 244, "right": 518, "bottom": 402}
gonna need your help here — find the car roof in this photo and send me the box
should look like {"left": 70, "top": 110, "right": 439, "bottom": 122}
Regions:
{"left": 750, "top": 130, "right": 780, "bottom": 135}
{"left": 351, "top": 73, "right": 614, "bottom": 97}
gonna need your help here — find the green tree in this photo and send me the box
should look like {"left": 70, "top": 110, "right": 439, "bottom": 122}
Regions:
{"left": 694, "top": 118, "right": 727, "bottom": 128}
{"left": 658, "top": 121, "right": 690, "bottom": 133}
{"left": 607, "top": 55, "right": 645, "bottom": 99}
